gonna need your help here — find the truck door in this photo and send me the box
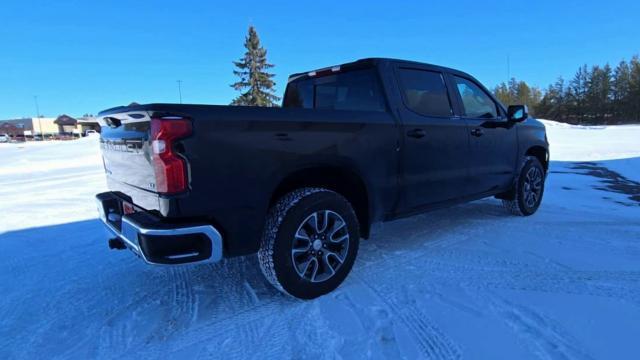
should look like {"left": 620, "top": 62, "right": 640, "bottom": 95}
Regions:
{"left": 448, "top": 75, "right": 517, "bottom": 195}
{"left": 395, "top": 67, "right": 471, "bottom": 212}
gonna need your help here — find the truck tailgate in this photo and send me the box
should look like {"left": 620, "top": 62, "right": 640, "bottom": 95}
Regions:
{"left": 99, "top": 111, "right": 158, "bottom": 205}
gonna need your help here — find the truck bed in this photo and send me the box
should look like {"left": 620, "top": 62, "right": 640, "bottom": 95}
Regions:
{"left": 98, "top": 103, "right": 398, "bottom": 256}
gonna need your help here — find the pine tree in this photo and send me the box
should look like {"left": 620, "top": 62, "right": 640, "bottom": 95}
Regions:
{"left": 530, "top": 86, "right": 543, "bottom": 109}
{"left": 230, "top": 26, "right": 280, "bottom": 107}
{"left": 568, "top": 65, "right": 589, "bottom": 123}
{"left": 493, "top": 83, "right": 510, "bottom": 105}
{"left": 535, "top": 86, "right": 553, "bottom": 119}
{"left": 601, "top": 64, "right": 613, "bottom": 121}
{"left": 585, "top": 64, "right": 613, "bottom": 122}
{"left": 493, "top": 78, "right": 542, "bottom": 115}
{"left": 629, "top": 56, "right": 640, "bottom": 121}
{"left": 612, "top": 60, "right": 631, "bottom": 120}
{"left": 508, "top": 77, "right": 519, "bottom": 104}
{"left": 516, "top": 81, "right": 532, "bottom": 106}
{"left": 537, "top": 77, "right": 567, "bottom": 121}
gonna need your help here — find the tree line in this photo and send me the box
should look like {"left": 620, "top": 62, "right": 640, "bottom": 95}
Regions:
{"left": 494, "top": 56, "right": 640, "bottom": 124}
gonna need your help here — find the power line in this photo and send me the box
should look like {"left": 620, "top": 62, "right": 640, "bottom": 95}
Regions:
{"left": 177, "top": 80, "right": 183, "bottom": 104}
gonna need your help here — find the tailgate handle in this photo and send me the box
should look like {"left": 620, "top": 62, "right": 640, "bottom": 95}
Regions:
{"left": 105, "top": 117, "right": 122, "bottom": 128}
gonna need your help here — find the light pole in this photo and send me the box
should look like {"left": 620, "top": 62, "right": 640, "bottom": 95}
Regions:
{"left": 507, "top": 53, "right": 511, "bottom": 82}
{"left": 33, "top": 95, "right": 43, "bottom": 140}
{"left": 177, "top": 80, "right": 183, "bottom": 104}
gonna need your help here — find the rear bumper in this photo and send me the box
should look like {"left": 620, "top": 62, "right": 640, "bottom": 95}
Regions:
{"left": 96, "top": 192, "right": 223, "bottom": 265}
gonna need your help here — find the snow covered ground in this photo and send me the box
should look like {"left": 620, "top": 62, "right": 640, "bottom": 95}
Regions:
{"left": 1, "top": 121, "right": 639, "bottom": 359}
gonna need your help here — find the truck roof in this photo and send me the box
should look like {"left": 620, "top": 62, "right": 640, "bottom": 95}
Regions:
{"left": 99, "top": 58, "right": 476, "bottom": 116}
{"left": 287, "top": 57, "right": 464, "bottom": 83}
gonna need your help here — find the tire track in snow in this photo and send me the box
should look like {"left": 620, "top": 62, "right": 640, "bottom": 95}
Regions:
{"left": 95, "top": 279, "right": 164, "bottom": 356}
{"left": 356, "top": 273, "right": 462, "bottom": 360}
{"left": 94, "top": 265, "right": 214, "bottom": 356}
{"left": 430, "top": 265, "right": 640, "bottom": 307}
{"left": 169, "top": 267, "right": 199, "bottom": 327}
{"left": 391, "top": 258, "right": 640, "bottom": 308}
{"left": 352, "top": 229, "right": 640, "bottom": 360}
{"left": 333, "top": 290, "right": 405, "bottom": 359}
{"left": 360, "top": 236, "right": 640, "bottom": 308}
{"left": 487, "top": 297, "right": 595, "bottom": 360}
{"left": 139, "top": 298, "right": 294, "bottom": 359}
{"left": 11, "top": 268, "right": 116, "bottom": 358}
{"left": 127, "top": 258, "right": 306, "bottom": 358}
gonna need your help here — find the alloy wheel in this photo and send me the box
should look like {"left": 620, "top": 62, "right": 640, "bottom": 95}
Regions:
{"left": 291, "top": 210, "right": 350, "bottom": 283}
{"left": 523, "top": 166, "right": 543, "bottom": 208}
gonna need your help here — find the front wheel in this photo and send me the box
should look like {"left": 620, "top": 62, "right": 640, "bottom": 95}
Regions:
{"left": 502, "top": 156, "right": 546, "bottom": 216}
{"left": 258, "top": 188, "right": 360, "bottom": 299}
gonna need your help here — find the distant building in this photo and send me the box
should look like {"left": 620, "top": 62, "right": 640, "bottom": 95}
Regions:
{"left": 0, "top": 122, "right": 22, "bottom": 137}
{"left": 0, "top": 117, "right": 58, "bottom": 138}
{"left": 54, "top": 114, "right": 78, "bottom": 135}
{"left": 0, "top": 115, "right": 101, "bottom": 140}
{"left": 77, "top": 116, "right": 101, "bottom": 135}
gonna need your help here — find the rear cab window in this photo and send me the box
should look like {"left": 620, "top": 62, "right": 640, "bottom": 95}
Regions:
{"left": 283, "top": 68, "right": 387, "bottom": 112}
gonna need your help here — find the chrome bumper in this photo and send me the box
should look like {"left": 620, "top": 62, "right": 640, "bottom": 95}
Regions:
{"left": 96, "top": 195, "right": 223, "bottom": 265}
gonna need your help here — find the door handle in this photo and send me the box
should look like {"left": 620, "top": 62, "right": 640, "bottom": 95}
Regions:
{"left": 406, "top": 128, "right": 426, "bottom": 139}
{"left": 470, "top": 128, "right": 484, "bottom": 137}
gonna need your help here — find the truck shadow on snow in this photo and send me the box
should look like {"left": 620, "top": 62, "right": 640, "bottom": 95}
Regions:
{"left": 0, "top": 198, "right": 512, "bottom": 348}
{"left": 550, "top": 158, "right": 640, "bottom": 206}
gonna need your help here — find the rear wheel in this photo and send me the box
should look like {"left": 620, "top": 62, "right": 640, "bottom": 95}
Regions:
{"left": 258, "top": 188, "right": 360, "bottom": 299}
{"left": 502, "top": 156, "right": 546, "bottom": 216}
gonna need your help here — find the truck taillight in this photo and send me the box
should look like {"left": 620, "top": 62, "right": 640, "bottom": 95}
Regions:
{"left": 150, "top": 118, "right": 192, "bottom": 194}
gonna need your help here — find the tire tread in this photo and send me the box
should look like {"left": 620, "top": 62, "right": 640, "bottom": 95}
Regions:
{"left": 258, "top": 187, "right": 333, "bottom": 296}
{"left": 502, "top": 156, "right": 542, "bottom": 216}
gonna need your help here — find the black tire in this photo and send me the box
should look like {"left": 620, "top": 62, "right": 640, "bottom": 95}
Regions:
{"left": 502, "top": 156, "right": 546, "bottom": 216}
{"left": 258, "top": 188, "right": 360, "bottom": 300}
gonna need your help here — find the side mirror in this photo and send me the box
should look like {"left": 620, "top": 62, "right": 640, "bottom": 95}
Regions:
{"left": 507, "top": 105, "right": 528, "bottom": 122}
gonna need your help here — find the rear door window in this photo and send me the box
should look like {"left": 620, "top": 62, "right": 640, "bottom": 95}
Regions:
{"left": 283, "top": 69, "right": 386, "bottom": 112}
{"left": 453, "top": 76, "right": 498, "bottom": 118}
{"left": 397, "top": 68, "right": 453, "bottom": 117}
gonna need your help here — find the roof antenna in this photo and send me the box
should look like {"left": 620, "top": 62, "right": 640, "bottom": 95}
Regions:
{"left": 177, "top": 80, "right": 183, "bottom": 104}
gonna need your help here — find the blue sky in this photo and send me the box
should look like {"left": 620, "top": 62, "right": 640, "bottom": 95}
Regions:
{"left": 1, "top": 0, "right": 639, "bottom": 118}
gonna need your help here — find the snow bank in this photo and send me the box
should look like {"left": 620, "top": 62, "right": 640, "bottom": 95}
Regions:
{"left": 0, "top": 138, "right": 106, "bottom": 232}
{"left": 541, "top": 119, "right": 640, "bottom": 161}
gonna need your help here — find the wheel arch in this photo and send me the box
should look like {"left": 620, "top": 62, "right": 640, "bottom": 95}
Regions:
{"left": 269, "top": 165, "right": 371, "bottom": 239}
{"left": 525, "top": 145, "right": 549, "bottom": 171}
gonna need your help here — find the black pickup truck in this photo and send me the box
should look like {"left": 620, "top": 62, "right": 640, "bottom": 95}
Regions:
{"left": 96, "top": 58, "right": 548, "bottom": 299}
